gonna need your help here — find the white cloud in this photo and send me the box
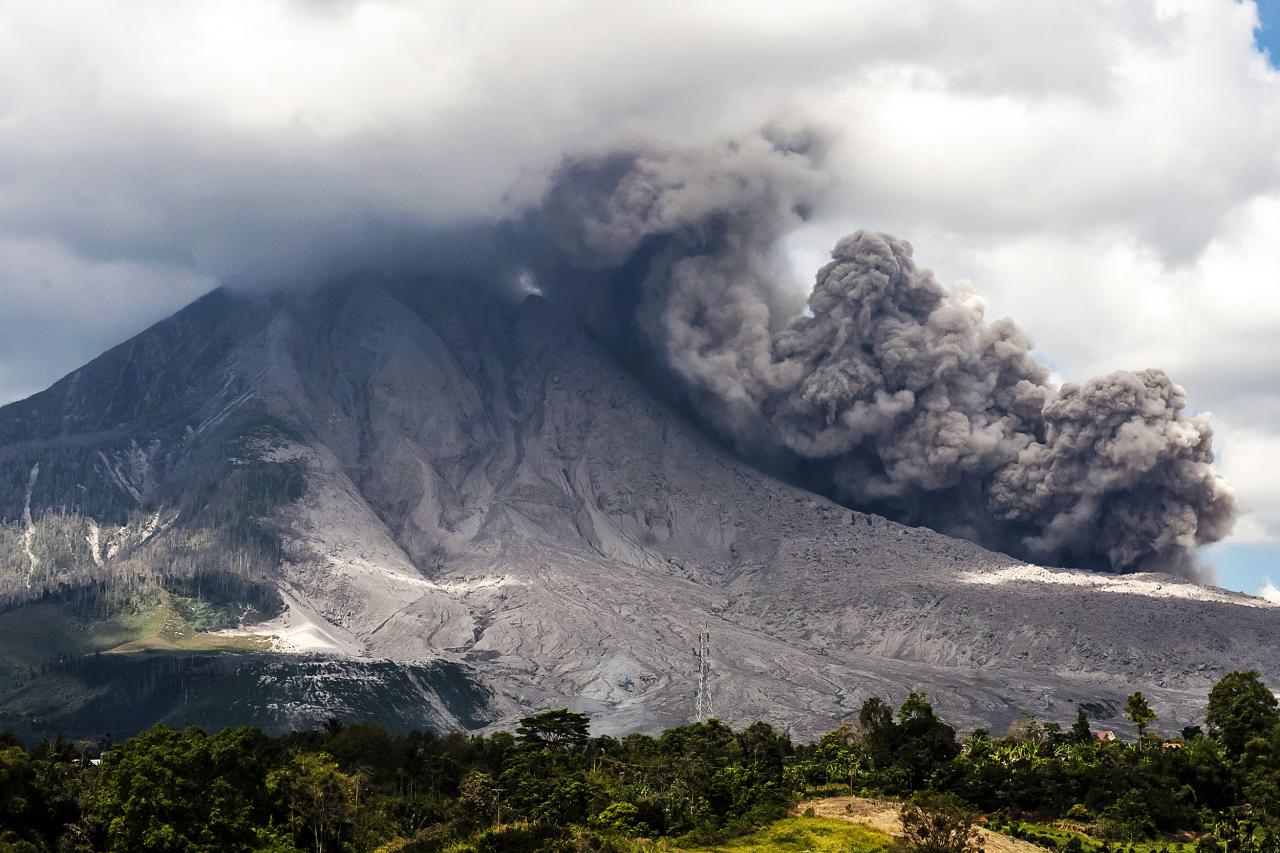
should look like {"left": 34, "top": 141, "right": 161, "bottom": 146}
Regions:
{"left": 1, "top": 0, "right": 1279, "bottom": 564}
{"left": 4, "top": 0, "right": 1275, "bottom": 272}
{"left": 1212, "top": 423, "right": 1280, "bottom": 544}
{"left": 1257, "top": 578, "right": 1280, "bottom": 604}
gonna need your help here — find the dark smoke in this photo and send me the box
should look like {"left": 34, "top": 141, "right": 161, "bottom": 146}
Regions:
{"left": 529, "top": 138, "right": 1239, "bottom": 576}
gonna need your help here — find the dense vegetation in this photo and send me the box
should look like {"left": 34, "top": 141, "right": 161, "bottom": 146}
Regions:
{"left": 0, "top": 410, "right": 309, "bottom": 620}
{"left": 0, "top": 671, "right": 1277, "bottom": 853}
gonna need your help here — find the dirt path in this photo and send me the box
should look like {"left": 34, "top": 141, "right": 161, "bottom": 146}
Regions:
{"left": 794, "top": 796, "right": 1043, "bottom": 853}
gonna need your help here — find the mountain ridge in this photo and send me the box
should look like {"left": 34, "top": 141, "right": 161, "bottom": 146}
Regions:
{"left": 0, "top": 279, "right": 1274, "bottom": 740}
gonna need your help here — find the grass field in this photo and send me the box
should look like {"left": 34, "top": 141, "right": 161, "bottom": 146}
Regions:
{"left": 103, "top": 593, "right": 269, "bottom": 654}
{"left": 790, "top": 796, "right": 1200, "bottom": 853}
{"left": 631, "top": 816, "right": 893, "bottom": 852}
{"left": 995, "top": 819, "right": 1197, "bottom": 853}
{"left": 0, "top": 593, "right": 268, "bottom": 677}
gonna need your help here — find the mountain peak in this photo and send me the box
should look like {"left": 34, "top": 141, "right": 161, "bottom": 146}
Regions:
{"left": 0, "top": 282, "right": 1275, "bottom": 739}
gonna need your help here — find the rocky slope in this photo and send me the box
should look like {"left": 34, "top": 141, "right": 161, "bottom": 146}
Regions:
{"left": 0, "top": 279, "right": 1275, "bottom": 739}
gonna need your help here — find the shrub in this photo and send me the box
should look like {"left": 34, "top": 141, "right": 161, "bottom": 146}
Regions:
{"left": 897, "top": 792, "right": 984, "bottom": 853}
{"left": 588, "top": 802, "right": 647, "bottom": 837}
{"left": 1097, "top": 793, "right": 1156, "bottom": 842}
{"left": 469, "top": 825, "right": 550, "bottom": 853}
{"left": 1194, "top": 836, "right": 1222, "bottom": 853}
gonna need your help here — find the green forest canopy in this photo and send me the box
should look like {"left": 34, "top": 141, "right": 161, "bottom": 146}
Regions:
{"left": 0, "top": 671, "right": 1278, "bottom": 853}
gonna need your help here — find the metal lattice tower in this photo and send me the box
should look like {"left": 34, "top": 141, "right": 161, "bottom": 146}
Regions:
{"left": 695, "top": 623, "right": 713, "bottom": 723}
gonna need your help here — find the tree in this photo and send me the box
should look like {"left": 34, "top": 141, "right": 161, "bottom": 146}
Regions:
{"left": 1206, "top": 671, "right": 1280, "bottom": 756}
{"left": 898, "top": 791, "right": 984, "bottom": 853}
{"left": 86, "top": 725, "right": 281, "bottom": 853}
{"left": 816, "top": 723, "right": 865, "bottom": 794}
{"left": 894, "top": 694, "right": 959, "bottom": 791}
{"left": 0, "top": 832, "right": 43, "bottom": 853}
{"left": 739, "top": 720, "right": 791, "bottom": 778}
{"left": 269, "top": 752, "right": 360, "bottom": 853}
{"left": 515, "top": 710, "right": 590, "bottom": 752}
{"left": 1124, "top": 692, "right": 1157, "bottom": 738}
{"left": 1071, "top": 707, "right": 1093, "bottom": 743}
{"left": 859, "top": 696, "right": 899, "bottom": 770}
{"left": 0, "top": 746, "right": 37, "bottom": 847}
{"left": 459, "top": 770, "right": 500, "bottom": 826}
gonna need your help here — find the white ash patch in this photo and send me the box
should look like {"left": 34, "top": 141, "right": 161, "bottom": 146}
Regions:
{"left": 218, "top": 588, "right": 364, "bottom": 656}
{"left": 958, "top": 564, "right": 1277, "bottom": 608}
{"left": 21, "top": 462, "right": 39, "bottom": 584}
{"left": 86, "top": 519, "right": 104, "bottom": 567}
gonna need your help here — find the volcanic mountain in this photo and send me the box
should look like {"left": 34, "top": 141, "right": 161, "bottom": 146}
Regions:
{"left": 0, "top": 278, "right": 1274, "bottom": 740}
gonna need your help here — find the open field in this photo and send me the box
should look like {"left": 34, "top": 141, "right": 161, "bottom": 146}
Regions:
{"left": 796, "top": 796, "right": 1044, "bottom": 853}
{"left": 102, "top": 593, "right": 270, "bottom": 654}
{"left": 995, "top": 818, "right": 1197, "bottom": 853}
{"left": 0, "top": 593, "right": 269, "bottom": 674}
{"left": 632, "top": 815, "right": 893, "bottom": 852}
{"left": 793, "top": 796, "right": 1202, "bottom": 853}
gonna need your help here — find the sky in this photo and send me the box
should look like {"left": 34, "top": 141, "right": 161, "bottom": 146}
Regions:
{"left": 0, "top": 0, "right": 1278, "bottom": 597}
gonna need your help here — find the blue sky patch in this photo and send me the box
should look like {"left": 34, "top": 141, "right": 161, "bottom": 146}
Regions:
{"left": 1254, "top": 0, "right": 1280, "bottom": 64}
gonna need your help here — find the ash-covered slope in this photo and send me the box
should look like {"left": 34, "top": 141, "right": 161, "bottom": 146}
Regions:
{"left": 0, "top": 280, "right": 1275, "bottom": 738}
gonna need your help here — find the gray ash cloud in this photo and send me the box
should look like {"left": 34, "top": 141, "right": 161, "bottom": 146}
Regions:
{"left": 528, "top": 138, "right": 1238, "bottom": 575}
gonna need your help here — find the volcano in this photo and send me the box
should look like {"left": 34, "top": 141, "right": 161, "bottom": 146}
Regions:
{"left": 0, "top": 278, "right": 1274, "bottom": 740}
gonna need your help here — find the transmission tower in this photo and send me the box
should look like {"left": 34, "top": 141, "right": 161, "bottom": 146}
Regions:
{"left": 694, "top": 623, "right": 713, "bottom": 723}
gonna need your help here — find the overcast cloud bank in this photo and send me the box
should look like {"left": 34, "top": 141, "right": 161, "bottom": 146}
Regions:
{"left": 1, "top": 0, "right": 1277, "bottom": 582}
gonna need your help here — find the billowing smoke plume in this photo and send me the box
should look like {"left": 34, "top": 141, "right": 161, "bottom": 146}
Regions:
{"left": 531, "top": 138, "right": 1238, "bottom": 575}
